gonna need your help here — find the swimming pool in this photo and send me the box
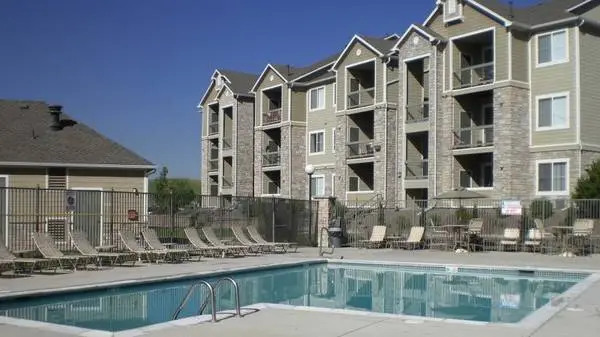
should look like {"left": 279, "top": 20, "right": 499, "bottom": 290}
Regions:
{"left": 0, "top": 261, "right": 591, "bottom": 332}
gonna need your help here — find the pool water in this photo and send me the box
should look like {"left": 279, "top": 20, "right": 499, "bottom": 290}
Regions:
{"left": 0, "top": 263, "right": 587, "bottom": 332}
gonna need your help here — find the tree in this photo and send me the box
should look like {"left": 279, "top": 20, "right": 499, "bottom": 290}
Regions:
{"left": 151, "top": 167, "right": 197, "bottom": 214}
{"left": 572, "top": 159, "right": 600, "bottom": 218}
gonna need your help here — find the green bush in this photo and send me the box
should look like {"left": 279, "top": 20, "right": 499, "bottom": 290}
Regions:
{"left": 572, "top": 159, "right": 600, "bottom": 219}
{"left": 455, "top": 207, "right": 472, "bottom": 222}
{"left": 529, "top": 199, "right": 554, "bottom": 220}
{"left": 472, "top": 204, "right": 479, "bottom": 218}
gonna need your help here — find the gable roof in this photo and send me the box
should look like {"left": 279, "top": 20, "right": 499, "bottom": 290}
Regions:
{"left": 249, "top": 64, "right": 295, "bottom": 93}
{"left": 198, "top": 69, "right": 258, "bottom": 106}
{"left": 330, "top": 35, "right": 395, "bottom": 70}
{"left": 393, "top": 24, "right": 446, "bottom": 50}
{"left": 0, "top": 100, "right": 154, "bottom": 169}
{"left": 290, "top": 52, "right": 340, "bottom": 83}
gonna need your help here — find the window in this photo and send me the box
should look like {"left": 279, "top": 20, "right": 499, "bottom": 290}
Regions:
{"left": 309, "top": 86, "right": 325, "bottom": 111}
{"left": 332, "top": 128, "right": 336, "bottom": 152}
{"left": 537, "top": 30, "right": 567, "bottom": 66}
{"left": 348, "top": 176, "right": 359, "bottom": 192}
{"left": 309, "top": 131, "right": 324, "bottom": 154}
{"left": 537, "top": 160, "right": 568, "bottom": 194}
{"left": 310, "top": 176, "right": 325, "bottom": 196}
{"left": 537, "top": 94, "right": 568, "bottom": 130}
{"left": 333, "top": 83, "right": 337, "bottom": 106}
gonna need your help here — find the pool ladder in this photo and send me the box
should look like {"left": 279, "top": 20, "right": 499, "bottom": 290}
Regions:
{"left": 172, "top": 277, "right": 242, "bottom": 323}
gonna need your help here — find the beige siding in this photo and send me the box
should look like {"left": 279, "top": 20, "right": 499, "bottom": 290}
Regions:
{"left": 0, "top": 167, "right": 46, "bottom": 188}
{"left": 582, "top": 5, "right": 600, "bottom": 21}
{"left": 335, "top": 41, "right": 379, "bottom": 109}
{"left": 428, "top": 4, "right": 509, "bottom": 88}
{"left": 307, "top": 82, "right": 337, "bottom": 167}
{"left": 530, "top": 27, "right": 577, "bottom": 146}
{"left": 580, "top": 28, "right": 600, "bottom": 145}
{"left": 254, "top": 68, "right": 287, "bottom": 124}
{"left": 386, "top": 59, "right": 400, "bottom": 105}
{"left": 511, "top": 30, "right": 529, "bottom": 82}
{"left": 291, "top": 90, "right": 306, "bottom": 122}
{"left": 68, "top": 169, "right": 145, "bottom": 191}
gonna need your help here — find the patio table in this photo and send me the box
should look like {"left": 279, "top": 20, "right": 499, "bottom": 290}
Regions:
{"left": 385, "top": 235, "right": 404, "bottom": 248}
{"left": 440, "top": 224, "right": 469, "bottom": 251}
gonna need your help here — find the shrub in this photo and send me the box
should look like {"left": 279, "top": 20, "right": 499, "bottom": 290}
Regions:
{"left": 455, "top": 207, "right": 472, "bottom": 222}
{"left": 529, "top": 199, "right": 553, "bottom": 220}
{"left": 572, "top": 159, "right": 600, "bottom": 219}
{"left": 472, "top": 203, "right": 479, "bottom": 218}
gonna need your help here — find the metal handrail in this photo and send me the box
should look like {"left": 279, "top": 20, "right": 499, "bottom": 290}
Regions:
{"left": 214, "top": 277, "right": 242, "bottom": 318}
{"left": 172, "top": 280, "right": 216, "bottom": 322}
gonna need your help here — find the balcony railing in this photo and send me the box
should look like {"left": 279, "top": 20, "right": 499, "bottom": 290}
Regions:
{"left": 346, "top": 141, "right": 375, "bottom": 159}
{"left": 405, "top": 160, "right": 429, "bottom": 180}
{"left": 263, "top": 108, "right": 282, "bottom": 125}
{"left": 263, "top": 151, "right": 281, "bottom": 167}
{"left": 347, "top": 87, "right": 375, "bottom": 109}
{"left": 208, "top": 159, "right": 218, "bottom": 172}
{"left": 222, "top": 137, "right": 232, "bottom": 150}
{"left": 208, "top": 123, "right": 219, "bottom": 135}
{"left": 406, "top": 103, "right": 429, "bottom": 123}
{"left": 458, "top": 62, "right": 494, "bottom": 88}
{"left": 453, "top": 125, "right": 494, "bottom": 149}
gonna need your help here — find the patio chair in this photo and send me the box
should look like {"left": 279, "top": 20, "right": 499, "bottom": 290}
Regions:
{"left": 247, "top": 226, "right": 298, "bottom": 253}
{"left": 568, "top": 219, "right": 595, "bottom": 255}
{"left": 31, "top": 232, "right": 92, "bottom": 271}
{"left": 119, "top": 230, "right": 167, "bottom": 263}
{"left": 184, "top": 227, "right": 244, "bottom": 258}
{"left": 391, "top": 226, "right": 424, "bottom": 250}
{"left": 357, "top": 225, "right": 387, "bottom": 249}
{"left": 141, "top": 229, "right": 192, "bottom": 262}
{"left": 426, "top": 219, "right": 451, "bottom": 251}
{"left": 499, "top": 228, "right": 520, "bottom": 251}
{"left": 231, "top": 226, "right": 273, "bottom": 253}
{"left": 466, "top": 218, "right": 484, "bottom": 251}
{"left": 201, "top": 227, "right": 251, "bottom": 255}
{"left": 0, "top": 240, "right": 51, "bottom": 274}
{"left": 70, "top": 231, "right": 137, "bottom": 267}
{"left": 523, "top": 228, "right": 555, "bottom": 253}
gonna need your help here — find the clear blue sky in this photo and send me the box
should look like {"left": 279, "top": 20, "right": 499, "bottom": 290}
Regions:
{"left": 0, "top": 0, "right": 539, "bottom": 178}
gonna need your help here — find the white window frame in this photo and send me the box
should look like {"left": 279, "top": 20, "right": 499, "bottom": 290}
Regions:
{"left": 331, "top": 174, "right": 336, "bottom": 196}
{"left": 536, "top": 29, "right": 569, "bottom": 68}
{"left": 308, "top": 86, "right": 326, "bottom": 112}
{"left": 535, "top": 92, "right": 570, "bottom": 131}
{"left": 308, "top": 130, "right": 325, "bottom": 155}
{"left": 332, "top": 83, "right": 337, "bottom": 107}
{"left": 443, "top": 0, "right": 463, "bottom": 23}
{"left": 535, "top": 159, "right": 569, "bottom": 196}
{"left": 310, "top": 175, "right": 326, "bottom": 197}
{"left": 331, "top": 127, "right": 336, "bottom": 153}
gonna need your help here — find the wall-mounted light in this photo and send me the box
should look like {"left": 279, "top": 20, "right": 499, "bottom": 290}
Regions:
{"left": 133, "top": 188, "right": 139, "bottom": 195}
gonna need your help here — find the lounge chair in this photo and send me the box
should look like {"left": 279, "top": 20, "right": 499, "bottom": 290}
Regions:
{"left": 141, "top": 229, "right": 192, "bottom": 262}
{"left": 70, "top": 231, "right": 137, "bottom": 267}
{"left": 524, "top": 228, "right": 555, "bottom": 253}
{"left": 499, "top": 228, "right": 520, "bottom": 251}
{"left": 183, "top": 227, "right": 245, "bottom": 257}
{"left": 0, "top": 240, "right": 51, "bottom": 274}
{"left": 247, "top": 226, "right": 298, "bottom": 253}
{"left": 358, "top": 225, "right": 387, "bottom": 249}
{"left": 201, "top": 227, "right": 250, "bottom": 255}
{"left": 391, "top": 226, "right": 424, "bottom": 250}
{"left": 231, "top": 226, "right": 275, "bottom": 253}
{"left": 31, "top": 232, "right": 92, "bottom": 271}
{"left": 119, "top": 230, "right": 167, "bottom": 263}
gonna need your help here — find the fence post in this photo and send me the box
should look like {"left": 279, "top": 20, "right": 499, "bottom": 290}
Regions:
{"left": 170, "top": 190, "right": 175, "bottom": 244}
{"left": 110, "top": 188, "right": 115, "bottom": 245}
{"left": 271, "top": 197, "right": 276, "bottom": 243}
{"left": 35, "top": 185, "right": 41, "bottom": 232}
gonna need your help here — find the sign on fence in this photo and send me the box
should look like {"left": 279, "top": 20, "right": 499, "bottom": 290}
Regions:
{"left": 501, "top": 200, "right": 522, "bottom": 216}
{"left": 65, "top": 190, "right": 77, "bottom": 212}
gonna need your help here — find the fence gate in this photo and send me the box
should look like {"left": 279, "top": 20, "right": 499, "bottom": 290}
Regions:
{"left": 72, "top": 190, "right": 102, "bottom": 246}
{"left": 0, "top": 181, "right": 6, "bottom": 247}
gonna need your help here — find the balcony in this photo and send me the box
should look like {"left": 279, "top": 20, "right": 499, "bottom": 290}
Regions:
{"left": 347, "top": 88, "right": 375, "bottom": 109}
{"left": 263, "top": 108, "right": 282, "bottom": 125}
{"left": 453, "top": 125, "right": 494, "bottom": 149}
{"left": 405, "top": 160, "right": 428, "bottom": 180}
{"left": 222, "top": 137, "right": 232, "bottom": 151}
{"left": 458, "top": 62, "right": 494, "bottom": 89}
{"left": 263, "top": 151, "right": 281, "bottom": 167}
{"left": 208, "top": 123, "right": 219, "bottom": 135}
{"left": 347, "top": 141, "right": 374, "bottom": 160}
{"left": 208, "top": 159, "right": 218, "bottom": 173}
{"left": 406, "top": 103, "right": 429, "bottom": 124}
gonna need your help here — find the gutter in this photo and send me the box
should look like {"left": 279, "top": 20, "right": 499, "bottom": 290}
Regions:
{"left": 288, "top": 76, "right": 336, "bottom": 89}
{"left": 0, "top": 162, "right": 156, "bottom": 170}
{"left": 508, "top": 17, "right": 583, "bottom": 32}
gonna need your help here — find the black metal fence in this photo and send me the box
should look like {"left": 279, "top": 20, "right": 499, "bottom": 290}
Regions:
{"left": 0, "top": 187, "right": 318, "bottom": 252}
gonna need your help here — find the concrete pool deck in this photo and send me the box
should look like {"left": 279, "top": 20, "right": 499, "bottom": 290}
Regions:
{"left": 1, "top": 248, "right": 599, "bottom": 337}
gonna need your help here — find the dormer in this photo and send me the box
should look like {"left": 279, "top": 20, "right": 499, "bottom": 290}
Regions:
{"left": 440, "top": 0, "right": 463, "bottom": 23}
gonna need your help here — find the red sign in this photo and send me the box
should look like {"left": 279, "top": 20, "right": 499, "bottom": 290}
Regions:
{"left": 127, "top": 209, "right": 139, "bottom": 221}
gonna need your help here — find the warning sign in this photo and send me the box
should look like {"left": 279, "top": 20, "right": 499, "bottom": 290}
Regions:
{"left": 65, "top": 190, "right": 77, "bottom": 212}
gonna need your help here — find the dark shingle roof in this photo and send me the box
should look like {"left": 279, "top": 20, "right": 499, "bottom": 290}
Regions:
{"left": 414, "top": 24, "right": 446, "bottom": 42}
{"left": 217, "top": 69, "right": 258, "bottom": 96}
{"left": 0, "top": 100, "right": 154, "bottom": 167}
{"left": 359, "top": 35, "right": 397, "bottom": 54}
{"left": 475, "top": 0, "right": 586, "bottom": 27}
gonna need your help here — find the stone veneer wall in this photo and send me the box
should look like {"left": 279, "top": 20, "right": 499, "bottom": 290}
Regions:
{"left": 373, "top": 106, "right": 388, "bottom": 200}
{"left": 334, "top": 114, "right": 347, "bottom": 202}
{"left": 253, "top": 128, "right": 264, "bottom": 196}
{"left": 235, "top": 98, "right": 255, "bottom": 196}
{"left": 385, "top": 105, "right": 398, "bottom": 204}
{"left": 289, "top": 124, "right": 307, "bottom": 199}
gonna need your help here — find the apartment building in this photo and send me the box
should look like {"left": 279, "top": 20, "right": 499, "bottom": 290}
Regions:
{"left": 200, "top": 0, "right": 600, "bottom": 204}
{"left": 199, "top": 69, "right": 257, "bottom": 198}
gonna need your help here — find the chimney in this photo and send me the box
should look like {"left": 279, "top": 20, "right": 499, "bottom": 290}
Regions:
{"left": 48, "top": 105, "right": 63, "bottom": 131}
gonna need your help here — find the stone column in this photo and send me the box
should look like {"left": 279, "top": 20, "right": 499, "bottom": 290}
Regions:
{"left": 316, "top": 198, "right": 331, "bottom": 247}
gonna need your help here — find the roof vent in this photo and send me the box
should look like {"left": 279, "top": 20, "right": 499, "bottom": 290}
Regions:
{"left": 48, "top": 105, "right": 63, "bottom": 131}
